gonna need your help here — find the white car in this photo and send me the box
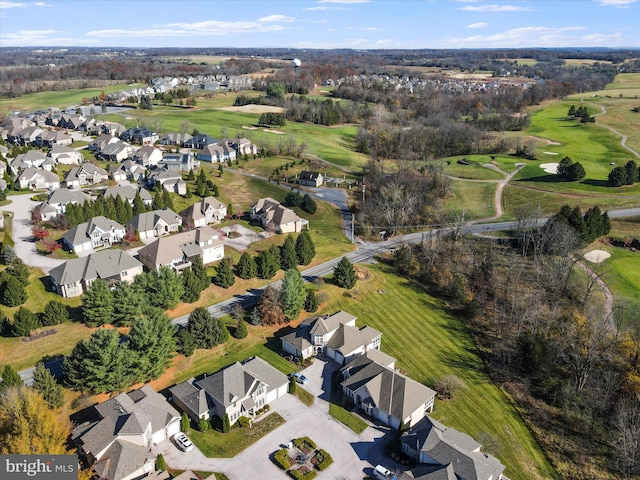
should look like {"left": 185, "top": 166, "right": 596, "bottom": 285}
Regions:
{"left": 372, "top": 464, "right": 394, "bottom": 479}
{"left": 172, "top": 432, "right": 193, "bottom": 452}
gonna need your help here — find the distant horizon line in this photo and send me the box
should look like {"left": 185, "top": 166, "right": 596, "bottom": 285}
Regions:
{"left": 2, "top": 46, "right": 639, "bottom": 51}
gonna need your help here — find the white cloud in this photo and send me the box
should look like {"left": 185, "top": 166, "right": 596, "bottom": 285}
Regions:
{"left": 0, "top": 1, "right": 27, "bottom": 7}
{"left": 595, "top": 0, "right": 637, "bottom": 6}
{"left": 467, "top": 22, "right": 489, "bottom": 28}
{"left": 88, "top": 16, "right": 296, "bottom": 38}
{"left": 437, "top": 25, "right": 627, "bottom": 48}
{"left": 0, "top": 28, "right": 99, "bottom": 46}
{"left": 460, "top": 4, "right": 536, "bottom": 11}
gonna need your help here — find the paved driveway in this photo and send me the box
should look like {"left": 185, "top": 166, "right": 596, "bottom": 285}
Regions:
{"left": 156, "top": 359, "right": 395, "bottom": 479}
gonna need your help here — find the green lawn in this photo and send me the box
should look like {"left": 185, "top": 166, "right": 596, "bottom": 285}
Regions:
{"left": 295, "top": 387, "right": 315, "bottom": 406}
{"left": 316, "top": 264, "right": 558, "bottom": 480}
{"left": 600, "top": 247, "right": 640, "bottom": 306}
{"left": 446, "top": 179, "right": 497, "bottom": 220}
{"left": 443, "top": 157, "right": 504, "bottom": 180}
{"left": 189, "top": 412, "right": 285, "bottom": 458}
{"left": 328, "top": 403, "right": 368, "bottom": 434}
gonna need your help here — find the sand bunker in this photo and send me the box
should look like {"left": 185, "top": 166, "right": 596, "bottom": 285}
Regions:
{"left": 543, "top": 151, "right": 559, "bottom": 155}
{"left": 242, "top": 125, "right": 258, "bottom": 130}
{"left": 540, "top": 163, "right": 559, "bottom": 174}
{"left": 219, "top": 105, "right": 284, "bottom": 114}
{"left": 584, "top": 250, "right": 611, "bottom": 263}
{"left": 263, "top": 128, "right": 285, "bottom": 134}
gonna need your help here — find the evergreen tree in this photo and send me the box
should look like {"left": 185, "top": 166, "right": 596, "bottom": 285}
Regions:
{"left": 295, "top": 230, "right": 315, "bottom": 265}
{"left": 234, "top": 319, "right": 248, "bottom": 339}
{"left": 63, "top": 328, "right": 134, "bottom": 393}
{"left": 624, "top": 160, "right": 639, "bottom": 185}
{"left": 128, "top": 308, "right": 177, "bottom": 383}
{"left": 301, "top": 194, "right": 317, "bottom": 214}
{"left": 181, "top": 268, "right": 201, "bottom": 303}
{"left": 257, "top": 248, "right": 279, "bottom": 279}
{"left": 8, "top": 258, "right": 30, "bottom": 286}
{"left": 82, "top": 279, "right": 114, "bottom": 327}
{"left": 222, "top": 413, "right": 231, "bottom": 432}
{"left": 191, "top": 255, "right": 211, "bottom": 291}
{"left": 557, "top": 156, "right": 573, "bottom": 177}
{"left": 133, "top": 192, "right": 146, "bottom": 216}
{"left": 153, "top": 190, "right": 165, "bottom": 210}
{"left": 235, "top": 252, "right": 258, "bottom": 279}
{"left": 567, "top": 162, "right": 586, "bottom": 181}
{"left": 155, "top": 454, "right": 167, "bottom": 472}
{"left": 146, "top": 266, "right": 184, "bottom": 309}
{"left": 2, "top": 276, "right": 27, "bottom": 307}
{"left": 112, "top": 282, "right": 143, "bottom": 326}
{"left": 181, "top": 412, "right": 190, "bottom": 432}
{"left": 285, "top": 190, "right": 303, "bottom": 207}
{"left": 185, "top": 186, "right": 192, "bottom": 199}
{"left": 333, "top": 256, "right": 357, "bottom": 289}
{"left": 218, "top": 163, "right": 223, "bottom": 176}
{"left": 162, "top": 189, "right": 174, "bottom": 210}
{"left": 288, "top": 375, "right": 297, "bottom": 394}
{"left": 568, "top": 105, "right": 576, "bottom": 117}
{"left": 280, "top": 235, "right": 298, "bottom": 270}
{"left": 304, "top": 289, "right": 319, "bottom": 312}
{"left": 187, "top": 307, "right": 216, "bottom": 349}
{"left": 1, "top": 245, "right": 17, "bottom": 264}
{"left": 177, "top": 329, "right": 196, "bottom": 357}
{"left": 41, "top": 300, "right": 69, "bottom": 326}
{"left": 31, "top": 362, "right": 63, "bottom": 408}
{"left": 213, "top": 258, "right": 235, "bottom": 288}
{"left": 0, "top": 365, "right": 23, "bottom": 390}
{"left": 114, "top": 195, "right": 128, "bottom": 224}
{"left": 279, "top": 269, "right": 306, "bottom": 321}
{"left": 11, "top": 307, "right": 40, "bottom": 337}
{"left": 249, "top": 307, "right": 263, "bottom": 326}
{"left": 609, "top": 165, "right": 628, "bottom": 186}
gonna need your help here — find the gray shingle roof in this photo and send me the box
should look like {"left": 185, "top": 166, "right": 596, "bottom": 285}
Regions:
{"left": 126, "top": 208, "right": 180, "bottom": 233}
{"left": 49, "top": 249, "right": 141, "bottom": 286}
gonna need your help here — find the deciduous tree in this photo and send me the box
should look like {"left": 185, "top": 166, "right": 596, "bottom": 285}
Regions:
{"left": 258, "top": 285, "right": 285, "bottom": 325}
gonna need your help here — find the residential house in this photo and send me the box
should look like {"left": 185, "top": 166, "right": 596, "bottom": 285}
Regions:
{"left": 15, "top": 168, "right": 60, "bottom": 190}
{"left": 340, "top": 351, "right": 436, "bottom": 430}
{"left": 62, "top": 216, "right": 126, "bottom": 253}
{"left": 281, "top": 310, "right": 382, "bottom": 364}
{"left": 158, "top": 150, "right": 198, "bottom": 172}
{"left": 38, "top": 188, "right": 92, "bottom": 222}
{"left": 147, "top": 169, "right": 187, "bottom": 195}
{"left": 250, "top": 197, "right": 309, "bottom": 233}
{"left": 196, "top": 143, "right": 236, "bottom": 163}
{"left": 49, "top": 248, "right": 143, "bottom": 297}
{"left": 58, "top": 114, "right": 86, "bottom": 131}
{"left": 9, "top": 125, "right": 44, "bottom": 146}
{"left": 71, "top": 385, "right": 180, "bottom": 480}
{"left": 101, "top": 140, "right": 133, "bottom": 162}
{"left": 137, "top": 226, "right": 223, "bottom": 271}
{"left": 88, "top": 134, "right": 120, "bottom": 153}
{"left": 103, "top": 185, "right": 153, "bottom": 208}
{"left": 109, "top": 160, "right": 147, "bottom": 183}
{"left": 298, "top": 171, "right": 323, "bottom": 187}
{"left": 400, "top": 417, "right": 506, "bottom": 480}
{"left": 169, "top": 356, "right": 288, "bottom": 425}
{"left": 1, "top": 116, "right": 33, "bottom": 140}
{"left": 84, "top": 120, "right": 126, "bottom": 137}
{"left": 179, "top": 196, "right": 227, "bottom": 227}
{"left": 183, "top": 134, "right": 217, "bottom": 150}
{"left": 126, "top": 208, "right": 181, "bottom": 240}
{"left": 228, "top": 137, "right": 257, "bottom": 156}
{"left": 9, "top": 149, "right": 48, "bottom": 173}
{"left": 132, "top": 146, "right": 163, "bottom": 166}
{"left": 65, "top": 163, "right": 109, "bottom": 188}
{"left": 48, "top": 144, "right": 83, "bottom": 165}
{"left": 157, "top": 132, "right": 192, "bottom": 146}
{"left": 120, "top": 127, "right": 159, "bottom": 146}
{"left": 35, "top": 130, "right": 73, "bottom": 148}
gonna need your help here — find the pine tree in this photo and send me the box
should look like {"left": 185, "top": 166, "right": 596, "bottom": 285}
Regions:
{"left": 222, "top": 413, "right": 231, "bottom": 432}
{"left": 41, "top": 300, "right": 69, "bottom": 326}
{"left": 162, "top": 189, "right": 174, "bottom": 210}
{"left": 181, "top": 268, "right": 201, "bottom": 303}
{"left": 236, "top": 252, "right": 258, "bottom": 279}
{"left": 31, "top": 362, "right": 63, "bottom": 408}
{"left": 63, "top": 328, "right": 134, "bottom": 393}
{"left": 557, "top": 156, "right": 573, "bottom": 178}
{"left": 333, "top": 256, "right": 357, "bottom": 289}
{"left": 280, "top": 235, "right": 298, "bottom": 270}
{"left": 609, "top": 166, "right": 628, "bottom": 186}
{"left": 155, "top": 454, "right": 167, "bottom": 472}
{"left": 112, "top": 282, "right": 143, "bottom": 326}
{"left": 8, "top": 258, "right": 29, "bottom": 286}
{"left": 153, "top": 190, "right": 165, "bottom": 210}
{"left": 128, "top": 308, "right": 177, "bottom": 383}
{"left": 567, "top": 162, "right": 586, "bottom": 181}
{"left": 295, "top": 230, "right": 315, "bottom": 265}
{"left": 279, "top": 269, "right": 306, "bottom": 321}
{"left": 0, "top": 365, "right": 23, "bottom": 390}
{"left": 624, "top": 160, "right": 639, "bottom": 185}
{"left": 133, "top": 192, "right": 146, "bottom": 216}
{"left": 181, "top": 412, "right": 190, "bottom": 432}
{"left": 2, "top": 276, "right": 27, "bottom": 307}
{"left": 187, "top": 307, "right": 215, "bottom": 349}
{"left": 213, "top": 258, "right": 235, "bottom": 288}
{"left": 257, "top": 248, "right": 279, "bottom": 279}
{"left": 304, "top": 289, "right": 318, "bottom": 313}
{"left": 234, "top": 319, "right": 248, "bottom": 339}
{"left": 177, "top": 329, "right": 196, "bottom": 357}
{"left": 82, "top": 279, "right": 114, "bottom": 327}
{"left": 11, "top": 307, "right": 40, "bottom": 337}
{"left": 191, "top": 255, "right": 210, "bottom": 291}
{"left": 288, "top": 375, "right": 297, "bottom": 394}
{"left": 301, "top": 194, "right": 317, "bottom": 214}
{"left": 146, "top": 266, "right": 184, "bottom": 309}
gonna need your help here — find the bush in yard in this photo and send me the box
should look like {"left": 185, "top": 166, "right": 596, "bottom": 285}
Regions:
{"left": 198, "top": 418, "right": 211, "bottom": 432}
{"left": 294, "top": 436, "right": 317, "bottom": 450}
{"left": 288, "top": 469, "right": 317, "bottom": 480}
{"left": 181, "top": 412, "right": 190, "bottom": 432}
{"left": 222, "top": 413, "right": 231, "bottom": 433}
{"left": 234, "top": 318, "right": 248, "bottom": 339}
{"left": 315, "top": 449, "right": 333, "bottom": 471}
{"left": 238, "top": 416, "right": 250, "bottom": 428}
{"left": 289, "top": 375, "right": 297, "bottom": 394}
{"left": 274, "top": 448, "right": 292, "bottom": 470}
{"left": 434, "top": 374, "right": 466, "bottom": 400}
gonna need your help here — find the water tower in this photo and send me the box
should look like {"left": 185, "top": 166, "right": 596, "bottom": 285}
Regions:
{"left": 292, "top": 58, "right": 301, "bottom": 77}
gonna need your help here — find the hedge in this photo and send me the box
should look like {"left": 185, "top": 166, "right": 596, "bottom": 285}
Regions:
{"left": 288, "top": 469, "right": 317, "bottom": 480}
{"left": 293, "top": 436, "right": 317, "bottom": 450}
{"left": 315, "top": 449, "right": 333, "bottom": 471}
{"left": 274, "top": 448, "right": 292, "bottom": 470}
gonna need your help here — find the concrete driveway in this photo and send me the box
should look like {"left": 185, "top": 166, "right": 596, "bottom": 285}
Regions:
{"left": 2, "top": 194, "right": 64, "bottom": 273}
{"left": 156, "top": 359, "right": 395, "bottom": 479}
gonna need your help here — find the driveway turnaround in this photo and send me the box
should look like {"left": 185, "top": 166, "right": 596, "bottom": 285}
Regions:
{"left": 156, "top": 360, "right": 394, "bottom": 479}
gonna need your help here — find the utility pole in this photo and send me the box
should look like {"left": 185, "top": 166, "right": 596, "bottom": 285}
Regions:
{"left": 351, "top": 214, "right": 355, "bottom": 243}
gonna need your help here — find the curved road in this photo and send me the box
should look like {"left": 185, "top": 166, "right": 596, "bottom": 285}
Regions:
{"left": 593, "top": 104, "right": 640, "bottom": 159}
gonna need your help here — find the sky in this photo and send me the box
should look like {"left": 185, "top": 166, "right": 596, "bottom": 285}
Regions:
{"left": 0, "top": 0, "right": 638, "bottom": 49}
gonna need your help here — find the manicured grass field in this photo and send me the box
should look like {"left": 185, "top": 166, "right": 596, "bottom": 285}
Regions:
{"left": 443, "top": 158, "right": 504, "bottom": 180}
{"left": 189, "top": 412, "right": 286, "bottom": 458}
{"left": 606, "top": 252, "right": 640, "bottom": 305}
{"left": 328, "top": 403, "right": 368, "bottom": 434}
{"left": 446, "top": 179, "right": 497, "bottom": 220}
{"left": 316, "top": 264, "right": 558, "bottom": 480}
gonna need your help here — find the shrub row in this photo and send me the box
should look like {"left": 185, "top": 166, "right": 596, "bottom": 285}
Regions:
{"left": 288, "top": 469, "right": 317, "bottom": 480}
{"left": 274, "top": 448, "right": 292, "bottom": 470}
{"left": 294, "top": 436, "right": 317, "bottom": 450}
{"left": 315, "top": 449, "right": 333, "bottom": 471}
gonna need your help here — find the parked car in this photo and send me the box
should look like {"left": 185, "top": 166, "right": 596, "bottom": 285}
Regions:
{"left": 292, "top": 372, "right": 308, "bottom": 384}
{"left": 372, "top": 464, "right": 394, "bottom": 479}
{"left": 172, "top": 432, "right": 193, "bottom": 452}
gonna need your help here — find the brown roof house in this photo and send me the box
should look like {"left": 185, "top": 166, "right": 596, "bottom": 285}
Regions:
{"left": 169, "top": 356, "right": 288, "bottom": 425}
{"left": 49, "top": 249, "right": 143, "bottom": 298}
{"left": 340, "top": 350, "right": 436, "bottom": 430}
{"left": 137, "top": 226, "right": 224, "bottom": 272}
{"left": 281, "top": 310, "right": 382, "bottom": 365}
{"left": 400, "top": 417, "right": 506, "bottom": 480}
{"left": 250, "top": 197, "right": 308, "bottom": 233}
{"left": 179, "top": 196, "right": 227, "bottom": 228}
{"left": 72, "top": 385, "right": 181, "bottom": 480}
